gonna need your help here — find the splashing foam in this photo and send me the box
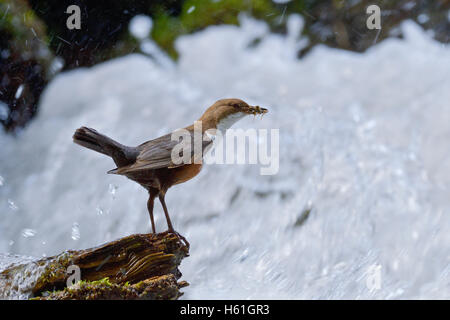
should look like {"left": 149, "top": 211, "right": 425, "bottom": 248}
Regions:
{"left": 0, "top": 16, "right": 449, "bottom": 299}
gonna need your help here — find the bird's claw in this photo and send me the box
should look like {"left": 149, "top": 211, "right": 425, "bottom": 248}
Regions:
{"left": 168, "top": 229, "right": 190, "bottom": 249}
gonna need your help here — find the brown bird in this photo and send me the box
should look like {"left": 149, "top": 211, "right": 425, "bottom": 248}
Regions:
{"left": 73, "top": 98, "right": 268, "bottom": 247}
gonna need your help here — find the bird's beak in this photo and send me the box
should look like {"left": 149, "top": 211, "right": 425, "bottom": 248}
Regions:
{"left": 248, "top": 105, "right": 268, "bottom": 115}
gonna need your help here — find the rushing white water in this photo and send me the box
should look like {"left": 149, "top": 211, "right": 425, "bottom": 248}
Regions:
{"left": 0, "top": 16, "right": 449, "bottom": 299}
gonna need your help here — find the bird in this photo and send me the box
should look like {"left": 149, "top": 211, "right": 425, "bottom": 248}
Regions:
{"left": 73, "top": 98, "right": 268, "bottom": 248}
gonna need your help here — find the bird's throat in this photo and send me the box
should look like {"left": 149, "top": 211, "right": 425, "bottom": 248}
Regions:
{"left": 216, "top": 112, "right": 247, "bottom": 133}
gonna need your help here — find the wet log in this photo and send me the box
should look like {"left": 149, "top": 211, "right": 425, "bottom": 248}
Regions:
{"left": 0, "top": 232, "right": 189, "bottom": 300}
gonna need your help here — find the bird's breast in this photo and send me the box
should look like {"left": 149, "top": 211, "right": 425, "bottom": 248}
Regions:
{"left": 170, "top": 163, "right": 203, "bottom": 185}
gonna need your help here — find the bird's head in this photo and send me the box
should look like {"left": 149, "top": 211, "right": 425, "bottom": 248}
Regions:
{"left": 199, "top": 98, "right": 268, "bottom": 132}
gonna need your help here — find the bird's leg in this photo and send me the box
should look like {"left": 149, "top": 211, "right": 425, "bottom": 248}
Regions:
{"left": 147, "top": 191, "right": 157, "bottom": 233}
{"left": 158, "top": 193, "right": 190, "bottom": 249}
{"left": 158, "top": 193, "right": 174, "bottom": 231}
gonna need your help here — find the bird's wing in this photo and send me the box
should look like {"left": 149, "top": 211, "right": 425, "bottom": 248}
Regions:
{"left": 111, "top": 132, "right": 212, "bottom": 174}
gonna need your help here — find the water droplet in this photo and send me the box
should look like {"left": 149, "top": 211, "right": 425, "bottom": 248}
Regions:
{"left": 49, "top": 57, "right": 64, "bottom": 75}
{"left": 8, "top": 240, "right": 14, "bottom": 246}
{"left": 187, "top": 6, "right": 195, "bottom": 14}
{"left": 129, "top": 15, "right": 152, "bottom": 39}
{"left": 0, "top": 103, "right": 9, "bottom": 121}
{"left": 108, "top": 184, "right": 118, "bottom": 198}
{"left": 417, "top": 13, "right": 429, "bottom": 24}
{"left": 96, "top": 207, "right": 104, "bottom": 216}
{"left": 15, "top": 84, "right": 24, "bottom": 99}
{"left": 0, "top": 175, "right": 4, "bottom": 186}
{"left": 71, "top": 222, "right": 80, "bottom": 240}
{"left": 22, "top": 229, "right": 36, "bottom": 238}
{"left": 8, "top": 199, "right": 18, "bottom": 210}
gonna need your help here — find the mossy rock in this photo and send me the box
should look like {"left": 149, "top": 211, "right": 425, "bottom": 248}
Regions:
{"left": 1, "top": 232, "right": 189, "bottom": 300}
{"left": 34, "top": 274, "right": 188, "bottom": 300}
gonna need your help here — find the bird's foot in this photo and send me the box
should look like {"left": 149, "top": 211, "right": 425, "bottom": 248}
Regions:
{"left": 167, "top": 229, "right": 190, "bottom": 249}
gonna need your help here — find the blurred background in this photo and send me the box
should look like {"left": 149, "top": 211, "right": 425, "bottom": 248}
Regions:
{"left": 0, "top": 0, "right": 449, "bottom": 299}
{"left": 1, "top": 0, "right": 449, "bottom": 132}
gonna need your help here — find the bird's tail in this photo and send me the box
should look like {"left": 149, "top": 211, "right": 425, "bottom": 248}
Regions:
{"left": 73, "top": 126, "right": 139, "bottom": 169}
{"left": 73, "top": 126, "right": 123, "bottom": 158}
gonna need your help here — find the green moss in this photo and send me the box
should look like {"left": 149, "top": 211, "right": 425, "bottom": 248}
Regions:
{"left": 35, "top": 252, "right": 74, "bottom": 292}
{"left": 0, "top": 0, "right": 49, "bottom": 46}
{"left": 89, "top": 277, "right": 113, "bottom": 286}
{"left": 152, "top": 0, "right": 279, "bottom": 59}
{"left": 181, "top": 0, "right": 275, "bottom": 29}
{"left": 32, "top": 275, "right": 182, "bottom": 300}
{"left": 152, "top": 13, "right": 184, "bottom": 59}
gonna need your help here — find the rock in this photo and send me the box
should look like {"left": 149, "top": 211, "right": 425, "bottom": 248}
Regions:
{"left": 0, "top": 232, "right": 189, "bottom": 300}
